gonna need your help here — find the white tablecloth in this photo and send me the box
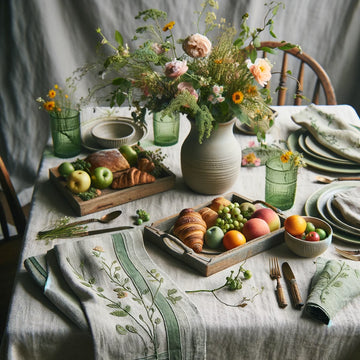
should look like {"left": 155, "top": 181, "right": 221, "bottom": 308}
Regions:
{"left": 1, "top": 105, "right": 360, "bottom": 360}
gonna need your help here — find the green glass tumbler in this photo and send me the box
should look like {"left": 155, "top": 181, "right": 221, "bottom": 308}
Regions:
{"left": 265, "top": 156, "right": 298, "bottom": 210}
{"left": 49, "top": 109, "right": 81, "bottom": 158}
{"left": 153, "top": 111, "right": 180, "bottom": 146}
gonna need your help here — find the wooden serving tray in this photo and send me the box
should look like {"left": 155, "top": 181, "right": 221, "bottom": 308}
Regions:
{"left": 144, "top": 192, "right": 286, "bottom": 276}
{"left": 49, "top": 165, "right": 176, "bottom": 216}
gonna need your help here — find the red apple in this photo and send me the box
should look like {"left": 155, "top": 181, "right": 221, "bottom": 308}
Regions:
{"left": 250, "top": 208, "right": 280, "bottom": 232}
{"left": 305, "top": 231, "right": 320, "bottom": 242}
{"left": 242, "top": 218, "right": 270, "bottom": 241}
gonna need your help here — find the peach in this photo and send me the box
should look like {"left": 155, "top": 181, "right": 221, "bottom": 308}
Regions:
{"left": 242, "top": 218, "right": 270, "bottom": 241}
{"left": 251, "top": 208, "right": 280, "bottom": 232}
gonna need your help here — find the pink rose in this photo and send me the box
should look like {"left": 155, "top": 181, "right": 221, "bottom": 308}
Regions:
{"left": 247, "top": 58, "right": 272, "bottom": 87}
{"left": 177, "top": 82, "right": 198, "bottom": 100}
{"left": 164, "top": 59, "right": 188, "bottom": 78}
{"left": 183, "top": 33, "right": 212, "bottom": 58}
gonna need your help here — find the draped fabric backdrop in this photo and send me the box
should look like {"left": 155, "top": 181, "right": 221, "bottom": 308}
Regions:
{"left": 0, "top": 0, "right": 359, "bottom": 206}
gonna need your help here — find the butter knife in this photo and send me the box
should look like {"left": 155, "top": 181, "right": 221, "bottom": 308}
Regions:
{"left": 282, "top": 262, "right": 304, "bottom": 309}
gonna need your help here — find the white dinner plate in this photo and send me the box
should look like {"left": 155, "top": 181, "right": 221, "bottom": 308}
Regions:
{"left": 288, "top": 130, "right": 360, "bottom": 174}
{"left": 304, "top": 181, "right": 360, "bottom": 244}
{"left": 81, "top": 115, "right": 148, "bottom": 152}
{"left": 326, "top": 196, "right": 360, "bottom": 235}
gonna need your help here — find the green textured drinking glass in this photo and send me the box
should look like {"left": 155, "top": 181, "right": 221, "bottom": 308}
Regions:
{"left": 49, "top": 109, "right": 81, "bottom": 158}
{"left": 265, "top": 156, "right": 298, "bottom": 210}
{"left": 153, "top": 111, "right": 180, "bottom": 146}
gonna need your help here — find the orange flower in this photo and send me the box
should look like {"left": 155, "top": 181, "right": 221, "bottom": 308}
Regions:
{"left": 214, "top": 59, "right": 223, "bottom": 64}
{"left": 232, "top": 91, "right": 244, "bottom": 104}
{"left": 246, "top": 85, "right": 258, "bottom": 96}
{"left": 48, "top": 89, "right": 56, "bottom": 98}
{"left": 280, "top": 151, "right": 293, "bottom": 163}
{"left": 43, "top": 101, "right": 55, "bottom": 111}
{"left": 163, "top": 21, "right": 175, "bottom": 31}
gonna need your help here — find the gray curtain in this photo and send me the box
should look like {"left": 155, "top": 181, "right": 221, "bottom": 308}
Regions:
{"left": 1, "top": 0, "right": 359, "bottom": 203}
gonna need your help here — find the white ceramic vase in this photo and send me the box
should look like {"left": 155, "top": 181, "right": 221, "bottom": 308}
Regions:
{"left": 181, "top": 118, "right": 241, "bottom": 194}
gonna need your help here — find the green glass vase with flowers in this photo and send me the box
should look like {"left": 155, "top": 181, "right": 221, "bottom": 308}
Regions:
{"left": 37, "top": 84, "right": 81, "bottom": 158}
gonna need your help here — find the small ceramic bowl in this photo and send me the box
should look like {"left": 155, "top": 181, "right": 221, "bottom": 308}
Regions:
{"left": 284, "top": 216, "right": 333, "bottom": 258}
{"left": 91, "top": 120, "right": 135, "bottom": 148}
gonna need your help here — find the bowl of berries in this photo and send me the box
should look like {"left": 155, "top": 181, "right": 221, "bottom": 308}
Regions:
{"left": 284, "top": 215, "right": 333, "bottom": 258}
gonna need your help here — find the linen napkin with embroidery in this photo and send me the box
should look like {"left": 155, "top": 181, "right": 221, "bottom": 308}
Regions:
{"left": 291, "top": 104, "right": 360, "bottom": 163}
{"left": 24, "top": 228, "right": 206, "bottom": 359}
{"left": 331, "top": 187, "right": 360, "bottom": 227}
{"left": 304, "top": 258, "right": 360, "bottom": 325}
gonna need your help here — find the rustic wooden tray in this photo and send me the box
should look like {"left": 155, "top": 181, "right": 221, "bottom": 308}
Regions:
{"left": 144, "top": 192, "right": 286, "bottom": 276}
{"left": 49, "top": 165, "right": 176, "bottom": 216}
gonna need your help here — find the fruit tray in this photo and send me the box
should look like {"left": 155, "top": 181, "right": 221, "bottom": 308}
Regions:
{"left": 144, "top": 192, "right": 286, "bottom": 276}
{"left": 49, "top": 164, "right": 176, "bottom": 216}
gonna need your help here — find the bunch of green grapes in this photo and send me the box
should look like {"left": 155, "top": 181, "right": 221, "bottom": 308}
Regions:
{"left": 216, "top": 202, "right": 247, "bottom": 233}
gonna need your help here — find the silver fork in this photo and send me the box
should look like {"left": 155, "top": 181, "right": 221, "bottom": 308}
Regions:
{"left": 269, "top": 257, "right": 288, "bottom": 308}
{"left": 335, "top": 248, "right": 360, "bottom": 261}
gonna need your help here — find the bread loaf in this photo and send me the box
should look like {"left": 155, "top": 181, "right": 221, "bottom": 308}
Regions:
{"left": 85, "top": 149, "right": 130, "bottom": 173}
{"left": 209, "top": 197, "right": 232, "bottom": 212}
{"left": 173, "top": 208, "right": 207, "bottom": 253}
{"left": 198, "top": 207, "right": 218, "bottom": 228}
{"left": 111, "top": 167, "right": 155, "bottom": 189}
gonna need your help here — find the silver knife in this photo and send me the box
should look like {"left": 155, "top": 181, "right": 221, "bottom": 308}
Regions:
{"left": 282, "top": 262, "right": 304, "bottom": 309}
{"left": 69, "top": 226, "right": 134, "bottom": 238}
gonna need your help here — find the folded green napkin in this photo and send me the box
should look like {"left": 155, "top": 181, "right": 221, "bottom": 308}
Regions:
{"left": 305, "top": 258, "right": 360, "bottom": 325}
{"left": 291, "top": 104, "right": 360, "bottom": 163}
{"left": 332, "top": 187, "right": 360, "bottom": 227}
{"left": 25, "top": 229, "right": 206, "bottom": 359}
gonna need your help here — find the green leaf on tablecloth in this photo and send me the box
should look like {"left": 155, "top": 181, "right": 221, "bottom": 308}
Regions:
{"left": 116, "top": 325, "right": 127, "bottom": 335}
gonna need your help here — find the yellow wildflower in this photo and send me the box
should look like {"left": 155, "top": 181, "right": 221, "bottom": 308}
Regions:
{"left": 246, "top": 85, "right": 258, "bottom": 96}
{"left": 163, "top": 21, "right": 175, "bottom": 31}
{"left": 232, "top": 91, "right": 244, "bottom": 104}
{"left": 54, "top": 84, "right": 59, "bottom": 89}
{"left": 48, "top": 89, "right": 56, "bottom": 98}
{"left": 214, "top": 59, "right": 223, "bottom": 64}
{"left": 280, "top": 151, "right": 293, "bottom": 163}
{"left": 43, "top": 101, "right": 55, "bottom": 111}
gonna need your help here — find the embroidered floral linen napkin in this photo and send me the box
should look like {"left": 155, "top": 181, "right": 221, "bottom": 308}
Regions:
{"left": 304, "top": 258, "right": 360, "bottom": 325}
{"left": 24, "top": 229, "right": 206, "bottom": 359}
{"left": 291, "top": 104, "right": 360, "bottom": 163}
{"left": 331, "top": 187, "right": 360, "bottom": 227}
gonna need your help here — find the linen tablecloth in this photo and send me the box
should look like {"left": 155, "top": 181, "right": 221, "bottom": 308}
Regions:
{"left": 1, "top": 106, "right": 360, "bottom": 360}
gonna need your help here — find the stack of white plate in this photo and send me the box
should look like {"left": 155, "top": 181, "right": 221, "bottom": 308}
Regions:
{"left": 287, "top": 129, "right": 360, "bottom": 174}
{"left": 305, "top": 181, "right": 360, "bottom": 244}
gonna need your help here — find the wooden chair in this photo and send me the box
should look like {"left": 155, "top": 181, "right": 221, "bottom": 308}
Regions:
{"left": 258, "top": 41, "right": 337, "bottom": 106}
{"left": 0, "top": 155, "right": 28, "bottom": 340}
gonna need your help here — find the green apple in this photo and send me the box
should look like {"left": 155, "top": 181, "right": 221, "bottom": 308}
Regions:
{"left": 315, "top": 228, "right": 327, "bottom": 240}
{"left": 91, "top": 167, "right": 113, "bottom": 189}
{"left": 58, "top": 162, "right": 75, "bottom": 178}
{"left": 204, "top": 226, "right": 224, "bottom": 249}
{"left": 239, "top": 202, "right": 256, "bottom": 219}
{"left": 119, "top": 145, "right": 138, "bottom": 166}
{"left": 67, "top": 170, "right": 91, "bottom": 194}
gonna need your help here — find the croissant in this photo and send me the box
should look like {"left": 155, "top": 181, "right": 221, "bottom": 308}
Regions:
{"left": 198, "top": 207, "right": 218, "bottom": 228}
{"left": 173, "top": 208, "right": 207, "bottom": 253}
{"left": 137, "top": 157, "right": 155, "bottom": 173}
{"left": 209, "top": 197, "right": 232, "bottom": 212}
{"left": 111, "top": 167, "right": 155, "bottom": 189}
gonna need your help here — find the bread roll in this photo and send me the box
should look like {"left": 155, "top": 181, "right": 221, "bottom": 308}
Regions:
{"left": 209, "top": 197, "right": 232, "bottom": 212}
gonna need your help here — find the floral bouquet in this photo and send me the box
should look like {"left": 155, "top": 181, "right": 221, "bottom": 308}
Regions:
{"left": 36, "top": 81, "right": 79, "bottom": 118}
{"left": 91, "top": 0, "right": 297, "bottom": 142}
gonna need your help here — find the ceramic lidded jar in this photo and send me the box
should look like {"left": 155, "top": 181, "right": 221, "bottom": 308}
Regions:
{"left": 181, "top": 118, "right": 241, "bottom": 194}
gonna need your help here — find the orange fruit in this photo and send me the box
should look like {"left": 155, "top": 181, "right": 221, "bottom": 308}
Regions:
{"left": 223, "top": 230, "right": 246, "bottom": 250}
{"left": 284, "top": 215, "right": 307, "bottom": 236}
